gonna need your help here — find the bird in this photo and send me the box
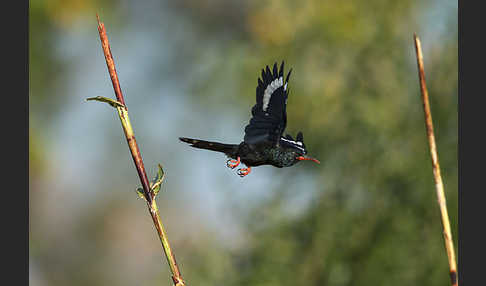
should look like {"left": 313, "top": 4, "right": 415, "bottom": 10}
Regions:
{"left": 179, "top": 61, "right": 320, "bottom": 177}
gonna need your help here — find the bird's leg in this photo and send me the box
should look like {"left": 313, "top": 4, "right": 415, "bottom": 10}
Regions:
{"left": 226, "top": 156, "right": 241, "bottom": 169}
{"left": 237, "top": 167, "right": 251, "bottom": 177}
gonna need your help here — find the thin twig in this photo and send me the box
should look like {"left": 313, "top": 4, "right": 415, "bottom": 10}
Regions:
{"left": 94, "top": 14, "right": 186, "bottom": 286}
{"left": 414, "top": 33, "right": 458, "bottom": 286}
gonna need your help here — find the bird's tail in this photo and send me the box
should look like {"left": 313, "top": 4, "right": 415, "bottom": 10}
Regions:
{"left": 179, "top": 137, "right": 239, "bottom": 157}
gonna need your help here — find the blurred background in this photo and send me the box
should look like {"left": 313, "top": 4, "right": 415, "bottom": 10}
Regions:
{"left": 29, "top": 0, "right": 457, "bottom": 285}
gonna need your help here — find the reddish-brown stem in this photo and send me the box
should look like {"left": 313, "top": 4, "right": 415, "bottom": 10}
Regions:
{"left": 96, "top": 14, "right": 152, "bottom": 203}
{"left": 96, "top": 14, "right": 125, "bottom": 106}
{"left": 95, "top": 14, "right": 185, "bottom": 286}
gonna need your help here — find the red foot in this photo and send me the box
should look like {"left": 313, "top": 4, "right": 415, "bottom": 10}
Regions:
{"left": 226, "top": 157, "right": 241, "bottom": 169}
{"left": 237, "top": 167, "right": 251, "bottom": 177}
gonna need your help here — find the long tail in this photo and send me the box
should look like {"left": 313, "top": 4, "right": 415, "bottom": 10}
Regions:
{"left": 179, "top": 137, "right": 239, "bottom": 157}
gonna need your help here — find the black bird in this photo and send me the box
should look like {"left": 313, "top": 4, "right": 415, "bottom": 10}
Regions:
{"left": 179, "top": 61, "right": 320, "bottom": 177}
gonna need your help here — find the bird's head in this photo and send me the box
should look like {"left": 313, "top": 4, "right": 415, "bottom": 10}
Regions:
{"left": 280, "top": 132, "right": 320, "bottom": 166}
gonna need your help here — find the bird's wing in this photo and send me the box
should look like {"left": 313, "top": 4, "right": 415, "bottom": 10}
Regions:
{"left": 244, "top": 61, "right": 292, "bottom": 145}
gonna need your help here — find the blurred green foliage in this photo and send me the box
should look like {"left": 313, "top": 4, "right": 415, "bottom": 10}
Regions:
{"left": 30, "top": 0, "right": 457, "bottom": 285}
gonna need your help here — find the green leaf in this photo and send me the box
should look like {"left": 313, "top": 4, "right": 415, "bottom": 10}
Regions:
{"left": 135, "top": 187, "right": 147, "bottom": 201}
{"left": 150, "top": 164, "right": 165, "bottom": 197}
{"left": 86, "top": 96, "right": 125, "bottom": 108}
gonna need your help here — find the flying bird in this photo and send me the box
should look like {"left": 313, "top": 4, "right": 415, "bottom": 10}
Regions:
{"left": 179, "top": 61, "right": 320, "bottom": 177}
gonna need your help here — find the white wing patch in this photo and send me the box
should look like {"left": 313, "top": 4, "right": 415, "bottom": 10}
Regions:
{"left": 262, "top": 76, "right": 284, "bottom": 112}
{"left": 280, "top": 137, "right": 305, "bottom": 152}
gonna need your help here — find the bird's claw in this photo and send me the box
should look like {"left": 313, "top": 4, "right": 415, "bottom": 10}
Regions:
{"left": 226, "top": 157, "right": 241, "bottom": 169}
{"left": 237, "top": 167, "right": 251, "bottom": 177}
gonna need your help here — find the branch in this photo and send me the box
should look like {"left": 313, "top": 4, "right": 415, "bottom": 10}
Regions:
{"left": 413, "top": 33, "right": 458, "bottom": 286}
{"left": 90, "top": 13, "right": 186, "bottom": 286}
